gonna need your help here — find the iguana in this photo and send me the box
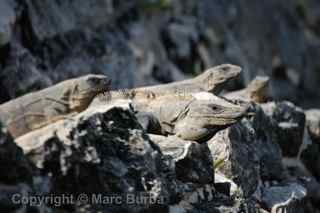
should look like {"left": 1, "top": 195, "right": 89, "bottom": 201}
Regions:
{"left": 134, "top": 64, "right": 241, "bottom": 94}
{"left": 0, "top": 74, "right": 110, "bottom": 138}
{"left": 133, "top": 92, "right": 248, "bottom": 142}
{"left": 94, "top": 64, "right": 241, "bottom": 104}
{"left": 223, "top": 76, "right": 270, "bottom": 103}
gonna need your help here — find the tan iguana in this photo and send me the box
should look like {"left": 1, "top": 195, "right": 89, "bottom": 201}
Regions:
{"left": 223, "top": 76, "right": 270, "bottom": 103}
{"left": 93, "top": 64, "right": 241, "bottom": 105}
{"left": 0, "top": 74, "right": 110, "bottom": 138}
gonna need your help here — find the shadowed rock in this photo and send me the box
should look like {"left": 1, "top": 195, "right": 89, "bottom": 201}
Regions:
{"left": 16, "top": 104, "right": 178, "bottom": 212}
{"left": 149, "top": 134, "right": 214, "bottom": 184}
{"left": 262, "top": 101, "right": 305, "bottom": 157}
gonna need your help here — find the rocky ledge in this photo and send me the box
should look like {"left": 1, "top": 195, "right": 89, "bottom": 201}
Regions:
{"left": 0, "top": 88, "right": 319, "bottom": 212}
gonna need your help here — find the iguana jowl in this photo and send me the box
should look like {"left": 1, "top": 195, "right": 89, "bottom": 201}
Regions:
{"left": 0, "top": 74, "right": 110, "bottom": 138}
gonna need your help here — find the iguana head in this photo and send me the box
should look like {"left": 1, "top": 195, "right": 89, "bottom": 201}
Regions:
{"left": 174, "top": 94, "right": 248, "bottom": 142}
{"left": 247, "top": 76, "right": 270, "bottom": 103}
{"left": 196, "top": 64, "right": 241, "bottom": 94}
{"left": 70, "top": 74, "right": 111, "bottom": 112}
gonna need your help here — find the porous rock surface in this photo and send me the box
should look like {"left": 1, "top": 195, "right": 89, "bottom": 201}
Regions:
{"left": 0, "top": 98, "right": 314, "bottom": 212}
{"left": 0, "top": 0, "right": 320, "bottom": 212}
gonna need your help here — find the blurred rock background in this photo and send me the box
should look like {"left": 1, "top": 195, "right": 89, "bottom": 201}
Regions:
{"left": 0, "top": 0, "right": 319, "bottom": 108}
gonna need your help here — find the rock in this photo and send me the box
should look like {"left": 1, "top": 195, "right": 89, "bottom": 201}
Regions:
{"left": 0, "top": 44, "right": 52, "bottom": 100}
{"left": 128, "top": 18, "right": 186, "bottom": 87}
{"left": 1, "top": 0, "right": 320, "bottom": 211}
{"left": 305, "top": 109, "right": 320, "bottom": 144}
{"left": 170, "top": 182, "right": 250, "bottom": 213}
{"left": 0, "top": 183, "right": 31, "bottom": 212}
{"left": 148, "top": 134, "right": 214, "bottom": 184}
{"left": 214, "top": 172, "right": 239, "bottom": 197}
{"left": 0, "top": 0, "right": 320, "bottom": 107}
{"left": 0, "top": 122, "right": 33, "bottom": 185}
{"left": 281, "top": 156, "right": 320, "bottom": 211}
{"left": 25, "top": 0, "right": 129, "bottom": 40}
{"left": 136, "top": 112, "right": 162, "bottom": 135}
{"left": 0, "top": 122, "right": 34, "bottom": 211}
{"left": 0, "top": 0, "right": 15, "bottom": 46}
{"left": 262, "top": 101, "right": 305, "bottom": 157}
{"left": 208, "top": 123, "right": 260, "bottom": 198}
{"left": 16, "top": 104, "right": 178, "bottom": 212}
{"left": 300, "top": 177, "right": 320, "bottom": 206}
{"left": 207, "top": 103, "right": 283, "bottom": 197}
{"left": 0, "top": 1, "right": 138, "bottom": 103}
{"left": 261, "top": 183, "right": 307, "bottom": 213}
{"left": 162, "top": 16, "right": 200, "bottom": 73}
{"left": 299, "top": 129, "right": 320, "bottom": 181}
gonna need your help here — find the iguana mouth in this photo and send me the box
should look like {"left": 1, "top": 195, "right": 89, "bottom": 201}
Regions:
{"left": 79, "top": 80, "right": 111, "bottom": 94}
{"left": 72, "top": 83, "right": 111, "bottom": 102}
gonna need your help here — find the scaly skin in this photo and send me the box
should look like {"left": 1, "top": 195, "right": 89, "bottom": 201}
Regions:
{"left": 93, "top": 64, "right": 241, "bottom": 105}
{"left": 132, "top": 92, "right": 248, "bottom": 142}
{"left": 134, "top": 64, "right": 241, "bottom": 94}
{"left": 0, "top": 74, "right": 110, "bottom": 138}
{"left": 224, "top": 76, "right": 270, "bottom": 103}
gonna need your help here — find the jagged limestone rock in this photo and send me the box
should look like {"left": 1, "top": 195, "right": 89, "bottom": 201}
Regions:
{"left": 262, "top": 101, "right": 305, "bottom": 157}
{"left": 16, "top": 104, "right": 178, "bottom": 212}
{"left": 208, "top": 104, "right": 283, "bottom": 197}
{"left": 148, "top": 134, "right": 214, "bottom": 184}
{"left": 0, "top": 122, "right": 34, "bottom": 211}
{"left": 261, "top": 183, "right": 307, "bottom": 213}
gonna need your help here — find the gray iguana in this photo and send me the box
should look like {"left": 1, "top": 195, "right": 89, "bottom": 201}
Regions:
{"left": 0, "top": 74, "right": 110, "bottom": 138}
{"left": 133, "top": 64, "right": 241, "bottom": 94}
{"left": 224, "top": 76, "right": 270, "bottom": 103}
{"left": 133, "top": 92, "right": 248, "bottom": 142}
{"left": 93, "top": 64, "right": 241, "bottom": 105}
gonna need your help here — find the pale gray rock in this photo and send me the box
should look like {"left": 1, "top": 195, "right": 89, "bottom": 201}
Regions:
{"left": 305, "top": 109, "right": 320, "bottom": 144}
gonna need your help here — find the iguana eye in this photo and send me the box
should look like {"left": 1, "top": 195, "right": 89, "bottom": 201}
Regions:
{"left": 88, "top": 78, "right": 100, "bottom": 85}
{"left": 209, "top": 104, "right": 223, "bottom": 112}
{"left": 221, "top": 66, "right": 230, "bottom": 71}
{"left": 210, "top": 104, "right": 218, "bottom": 110}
